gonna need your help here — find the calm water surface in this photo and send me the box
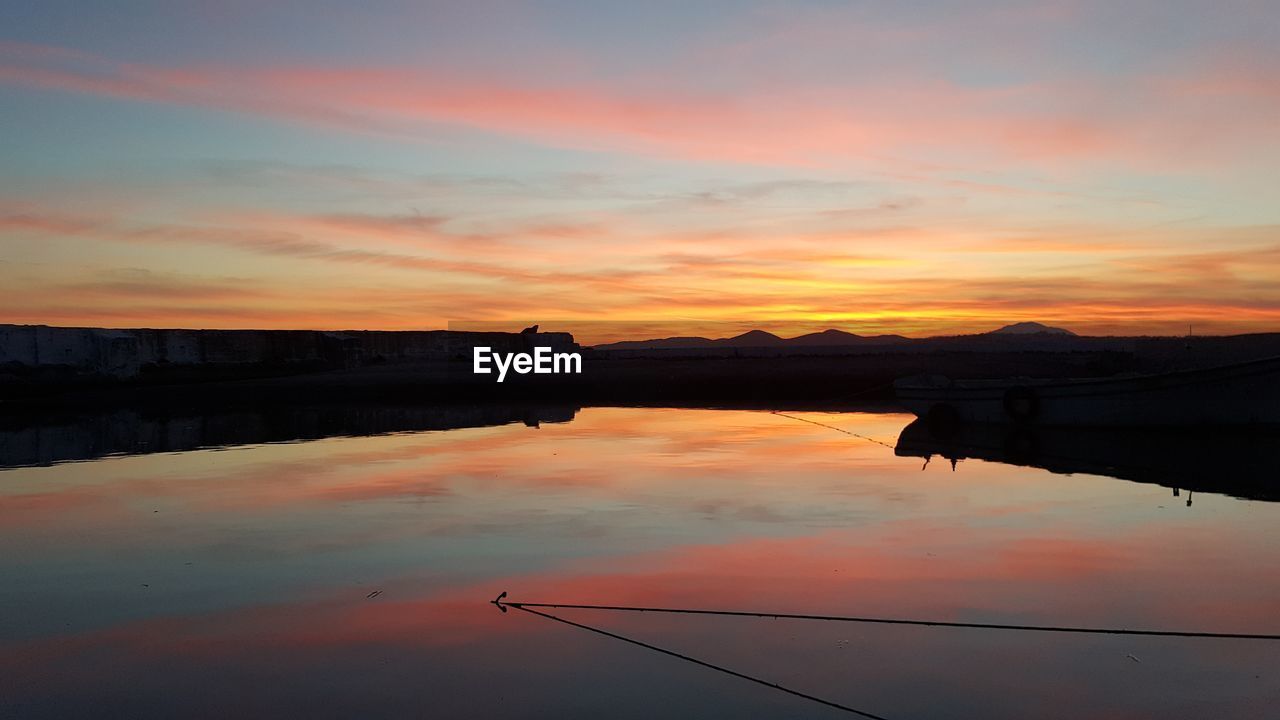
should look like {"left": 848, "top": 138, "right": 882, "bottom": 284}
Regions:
{"left": 3, "top": 407, "right": 1278, "bottom": 718}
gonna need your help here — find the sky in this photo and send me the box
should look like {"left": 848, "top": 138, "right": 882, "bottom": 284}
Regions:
{"left": 1, "top": 0, "right": 1278, "bottom": 341}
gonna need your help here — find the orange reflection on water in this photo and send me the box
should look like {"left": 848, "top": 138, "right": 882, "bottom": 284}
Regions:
{"left": 2, "top": 408, "right": 1278, "bottom": 718}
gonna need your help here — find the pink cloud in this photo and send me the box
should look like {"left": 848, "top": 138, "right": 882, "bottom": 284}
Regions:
{"left": 3, "top": 40, "right": 1277, "bottom": 171}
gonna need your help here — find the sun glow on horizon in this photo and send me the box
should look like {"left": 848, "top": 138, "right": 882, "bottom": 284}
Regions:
{"left": 2, "top": 2, "right": 1278, "bottom": 337}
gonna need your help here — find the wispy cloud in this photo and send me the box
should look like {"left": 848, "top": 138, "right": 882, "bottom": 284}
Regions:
{"left": 3, "top": 32, "right": 1276, "bottom": 172}
{"left": 5, "top": 203, "right": 1280, "bottom": 338}
{"left": 2, "top": 1, "right": 1278, "bottom": 337}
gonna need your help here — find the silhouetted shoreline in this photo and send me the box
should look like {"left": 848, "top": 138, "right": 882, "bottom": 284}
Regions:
{"left": 0, "top": 402, "right": 580, "bottom": 469}
{"left": 7, "top": 398, "right": 1278, "bottom": 505}
{"left": 5, "top": 324, "right": 1280, "bottom": 410}
{"left": 1, "top": 349, "right": 1138, "bottom": 409}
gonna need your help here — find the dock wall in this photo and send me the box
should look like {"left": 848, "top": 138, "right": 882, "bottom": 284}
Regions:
{"left": 0, "top": 325, "right": 578, "bottom": 379}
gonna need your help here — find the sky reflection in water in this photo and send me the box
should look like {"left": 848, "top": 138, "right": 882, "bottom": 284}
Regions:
{"left": 2, "top": 408, "right": 1278, "bottom": 719}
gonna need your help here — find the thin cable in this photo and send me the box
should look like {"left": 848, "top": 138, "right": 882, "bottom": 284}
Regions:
{"left": 506, "top": 602, "right": 892, "bottom": 720}
{"left": 773, "top": 409, "right": 896, "bottom": 448}
{"left": 504, "top": 600, "right": 1280, "bottom": 641}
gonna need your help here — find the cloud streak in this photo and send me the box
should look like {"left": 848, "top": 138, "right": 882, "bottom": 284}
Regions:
{"left": 5, "top": 204, "right": 1280, "bottom": 339}
{"left": 2, "top": 3, "right": 1278, "bottom": 337}
{"left": 3, "top": 34, "right": 1277, "bottom": 172}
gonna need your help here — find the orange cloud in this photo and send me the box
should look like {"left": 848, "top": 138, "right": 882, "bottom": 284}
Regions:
{"left": 6, "top": 204, "right": 1280, "bottom": 338}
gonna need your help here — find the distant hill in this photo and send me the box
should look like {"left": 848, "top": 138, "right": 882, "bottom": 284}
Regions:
{"left": 790, "top": 329, "right": 909, "bottom": 346}
{"left": 592, "top": 322, "right": 1083, "bottom": 350}
{"left": 987, "top": 322, "right": 1077, "bottom": 336}
{"left": 726, "top": 329, "right": 785, "bottom": 346}
{"left": 595, "top": 330, "right": 776, "bottom": 350}
{"left": 603, "top": 335, "right": 718, "bottom": 349}
{"left": 594, "top": 328, "right": 912, "bottom": 350}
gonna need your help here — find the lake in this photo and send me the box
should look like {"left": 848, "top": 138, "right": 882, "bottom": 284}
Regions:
{"left": 2, "top": 406, "right": 1278, "bottom": 718}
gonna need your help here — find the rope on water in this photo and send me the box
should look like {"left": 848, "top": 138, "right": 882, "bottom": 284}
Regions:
{"left": 502, "top": 600, "right": 893, "bottom": 720}
{"left": 771, "top": 411, "right": 898, "bottom": 450}
{"left": 499, "top": 598, "right": 1280, "bottom": 641}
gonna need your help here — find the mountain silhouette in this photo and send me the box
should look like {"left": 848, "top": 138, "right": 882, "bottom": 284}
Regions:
{"left": 592, "top": 323, "right": 1085, "bottom": 349}
{"left": 789, "top": 329, "right": 910, "bottom": 346}
{"left": 987, "top": 321, "right": 1076, "bottom": 336}
{"left": 725, "top": 329, "right": 785, "bottom": 346}
{"left": 595, "top": 328, "right": 912, "bottom": 350}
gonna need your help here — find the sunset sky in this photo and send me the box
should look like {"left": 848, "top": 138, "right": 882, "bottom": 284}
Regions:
{"left": 3, "top": 1, "right": 1278, "bottom": 341}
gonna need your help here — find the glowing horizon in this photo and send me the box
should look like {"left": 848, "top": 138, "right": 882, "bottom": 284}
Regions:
{"left": 3, "top": 2, "right": 1279, "bottom": 337}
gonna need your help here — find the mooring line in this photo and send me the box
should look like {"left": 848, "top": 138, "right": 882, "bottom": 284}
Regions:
{"left": 771, "top": 411, "right": 898, "bottom": 450}
{"left": 500, "top": 598, "right": 1280, "bottom": 641}
{"left": 501, "top": 599, "right": 893, "bottom": 720}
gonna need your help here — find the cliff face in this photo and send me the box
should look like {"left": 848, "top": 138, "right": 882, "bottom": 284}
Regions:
{"left": 0, "top": 325, "right": 578, "bottom": 379}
